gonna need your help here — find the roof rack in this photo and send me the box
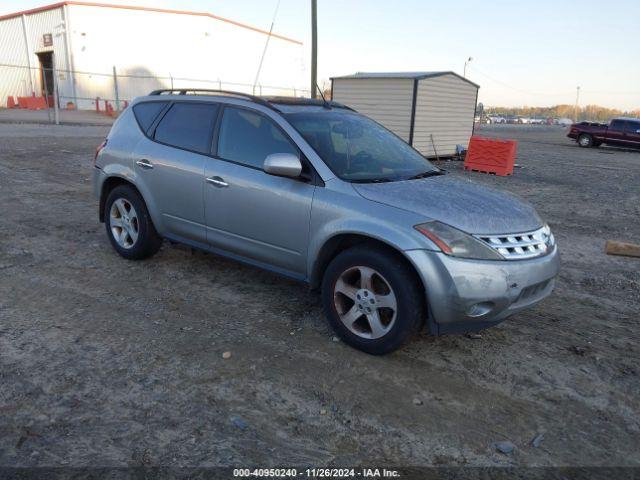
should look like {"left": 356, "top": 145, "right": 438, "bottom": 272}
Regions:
{"left": 263, "top": 96, "right": 354, "bottom": 111}
{"left": 148, "top": 89, "right": 281, "bottom": 112}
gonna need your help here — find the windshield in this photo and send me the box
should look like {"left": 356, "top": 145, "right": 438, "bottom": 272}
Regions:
{"left": 285, "top": 111, "right": 438, "bottom": 182}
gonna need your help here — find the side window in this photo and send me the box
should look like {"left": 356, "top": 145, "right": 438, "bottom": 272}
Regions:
{"left": 626, "top": 121, "right": 640, "bottom": 134}
{"left": 154, "top": 103, "right": 219, "bottom": 155}
{"left": 217, "top": 107, "right": 298, "bottom": 169}
{"left": 133, "top": 101, "right": 168, "bottom": 133}
{"left": 609, "top": 120, "right": 625, "bottom": 132}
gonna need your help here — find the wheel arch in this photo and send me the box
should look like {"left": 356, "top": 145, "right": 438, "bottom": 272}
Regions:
{"left": 309, "top": 233, "right": 427, "bottom": 297}
{"left": 577, "top": 132, "right": 593, "bottom": 147}
{"left": 99, "top": 176, "right": 145, "bottom": 223}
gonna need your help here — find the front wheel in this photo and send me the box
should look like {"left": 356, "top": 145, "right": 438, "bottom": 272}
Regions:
{"left": 577, "top": 133, "right": 593, "bottom": 148}
{"left": 321, "top": 245, "right": 425, "bottom": 355}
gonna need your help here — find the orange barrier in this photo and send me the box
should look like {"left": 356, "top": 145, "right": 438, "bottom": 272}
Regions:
{"left": 26, "top": 96, "right": 48, "bottom": 110}
{"left": 17, "top": 96, "right": 30, "bottom": 108}
{"left": 15, "top": 95, "right": 48, "bottom": 110}
{"left": 463, "top": 136, "right": 517, "bottom": 176}
{"left": 6, "top": 96, "right": 18, "bottom": 108}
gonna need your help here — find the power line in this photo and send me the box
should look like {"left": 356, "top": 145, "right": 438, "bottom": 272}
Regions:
{"left": 253, "top": 0, "right": 282, "bottom": 93}
{"left": 467, "top": 65, "right": 639, "bottom": 101}
{"left": 467, "top": 65, "right": 591, "bottom": 99}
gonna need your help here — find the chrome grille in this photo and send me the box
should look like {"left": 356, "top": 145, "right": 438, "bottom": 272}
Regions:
{"left": 475, "top": 226, "right": 554, "bottom": 260}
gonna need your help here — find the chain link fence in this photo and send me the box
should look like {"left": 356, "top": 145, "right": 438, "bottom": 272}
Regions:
{"left": 1, "top": 63, "right": 310, "bottom": 123}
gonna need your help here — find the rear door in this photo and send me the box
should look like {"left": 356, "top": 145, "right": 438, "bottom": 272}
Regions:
{"left": 132, "top": 101, "right": 219, "bottom": 243}
{"left": 203, "top": 106, "right": 316, "bottom": 278}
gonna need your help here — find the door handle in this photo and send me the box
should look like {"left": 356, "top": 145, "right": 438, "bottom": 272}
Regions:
{"left": 136, "top": 159, "right": 154, "bottom": 169}
{"left": 206, "top": 176, "right": 229, "bottom": 188}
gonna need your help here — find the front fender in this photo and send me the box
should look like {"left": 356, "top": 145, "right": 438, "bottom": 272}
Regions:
{"left": 306, "top": 184, "right": 440, "bottom": 281}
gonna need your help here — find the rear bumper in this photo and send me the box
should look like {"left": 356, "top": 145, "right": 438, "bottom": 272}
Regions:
{"left": 93, "top": 167, "right": 107, "bottom": 221}
{"left": 93, "top": 166, "right": 106, "bottom": 200}
{"left": 404, "top": 245, "right": 560, "bottom": 335}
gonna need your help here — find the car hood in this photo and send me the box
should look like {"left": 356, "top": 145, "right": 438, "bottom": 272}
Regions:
{"left": 352, "top": 175, "right": 542, "bottom": 234}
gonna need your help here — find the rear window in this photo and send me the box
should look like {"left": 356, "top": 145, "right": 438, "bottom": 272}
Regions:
{"left": 132, "top": 101, "right": 167, "bottom": 133}
{"left": 154, "top": 103, "right": 220, "bottom": 155}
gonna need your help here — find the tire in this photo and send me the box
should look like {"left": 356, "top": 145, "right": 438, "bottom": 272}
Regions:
{"left": 577, "top": 133, "right": 593, "bottom": 148}
{"left": 321, "top": 245, "right": 425, "bottom": 355}
{"left": 104, "top": 184, "right": 162, "bottom": 260}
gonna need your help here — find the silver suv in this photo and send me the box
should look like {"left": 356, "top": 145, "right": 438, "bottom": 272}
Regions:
{"left": 93, "top": 89, "right": 560, "bottom": 355}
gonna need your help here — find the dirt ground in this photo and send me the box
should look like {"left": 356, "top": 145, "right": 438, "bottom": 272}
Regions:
{"left": 0, "top": 122, "right": 639, "bottom": 469}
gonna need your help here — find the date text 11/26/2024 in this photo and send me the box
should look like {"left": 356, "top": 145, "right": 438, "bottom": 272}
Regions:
{"left": 233, "top": 468, "right": 400, "bottom": 478}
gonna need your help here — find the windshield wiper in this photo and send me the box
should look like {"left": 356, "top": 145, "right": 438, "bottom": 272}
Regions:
{"left": 350, "top": 177, "right": 396, "bottom": 184}
{"left": 407, "top": 170, "right": 446, "bottom": 180}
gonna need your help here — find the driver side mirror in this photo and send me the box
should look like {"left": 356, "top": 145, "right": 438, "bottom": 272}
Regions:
{"left": 263, "top": 153, "right": 302, "bottom": 178}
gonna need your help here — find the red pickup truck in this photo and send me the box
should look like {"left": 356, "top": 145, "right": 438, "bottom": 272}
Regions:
{"left": 567, "top": 117, "right": 640, "bottom": 149}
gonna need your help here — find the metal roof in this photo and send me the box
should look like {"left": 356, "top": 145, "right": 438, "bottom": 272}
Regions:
{"left": 331, "top": 71, "right": 479, "bottom": 88}
{"left": 0, "top": 1, "right": 301, "bottom": 44}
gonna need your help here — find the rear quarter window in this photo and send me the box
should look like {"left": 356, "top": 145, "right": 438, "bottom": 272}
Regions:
{"left": 132, "top": 101, "right": 168, "bottom": 133}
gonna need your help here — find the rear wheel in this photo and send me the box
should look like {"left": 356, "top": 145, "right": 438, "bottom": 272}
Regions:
{"left": 104, "top": 185, "right": 162, "bottom": 260}
{"left": 577, "top": 133, "right": 593, "bottom": 148}
{"left": 321, "top": 245, "right": 425, "bottom": 355}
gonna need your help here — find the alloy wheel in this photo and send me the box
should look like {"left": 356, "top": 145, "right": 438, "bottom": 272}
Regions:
{"left": 109, "top": 198, "right": 139, "bottom": 249}
{"left": 333, "top": 265, "right": 398, "bottom": 339}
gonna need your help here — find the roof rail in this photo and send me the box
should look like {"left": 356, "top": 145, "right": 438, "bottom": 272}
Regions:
{"left": 148, "top": 89, "right": 281, "bottom": 112}
{"left": 263, "top": 96, "right": 355, "bottom": 111}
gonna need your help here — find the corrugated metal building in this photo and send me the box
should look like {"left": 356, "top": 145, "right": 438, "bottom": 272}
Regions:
{"left": 0, "top": 1, "right": 306, "bottom": 109}
{"left": 331, "top": 72, "right": 479, "bottom": 157}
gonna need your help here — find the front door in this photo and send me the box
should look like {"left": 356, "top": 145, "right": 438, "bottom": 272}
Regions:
{"left": 204, "top": 106, "right": 315, "bottom": 278}
{"left": 133, "top": 101, "right": 219, "bottom": 244}
{"left": 606, "top": 119, "right": 627, "bottom": 146}
{"left": 623, "top": 120, "right": 640, "bottom": 148}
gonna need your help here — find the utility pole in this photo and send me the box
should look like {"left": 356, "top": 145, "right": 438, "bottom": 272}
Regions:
{"left": 574, "top": 86, "right": 580, "bottom": 122}
{"left": 310, "top": 0, "right": 317, "bottom": 98}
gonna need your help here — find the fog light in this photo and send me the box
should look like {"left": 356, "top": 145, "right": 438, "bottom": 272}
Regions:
{"left": 466, "top": 302, "right": 494, "bottom": 317}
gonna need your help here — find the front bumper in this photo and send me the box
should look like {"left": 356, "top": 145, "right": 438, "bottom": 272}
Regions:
{"left": 404, "top": 245, "right": 560, "bottom": 335}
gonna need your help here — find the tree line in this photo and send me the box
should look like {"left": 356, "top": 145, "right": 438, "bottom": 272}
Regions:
{"left": 484, "top": 104, "right": 640, "bottom": 122}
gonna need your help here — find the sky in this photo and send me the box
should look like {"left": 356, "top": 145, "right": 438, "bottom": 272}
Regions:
{"left": 3, "top": 0, "right": 639, "bottom": 110}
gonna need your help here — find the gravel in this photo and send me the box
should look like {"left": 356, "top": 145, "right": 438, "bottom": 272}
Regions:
{"left": 495, "top": 441, "right": 516, "bottom": 455}
{"left": 0, "top": 123, "right": 639, "bottom": 467}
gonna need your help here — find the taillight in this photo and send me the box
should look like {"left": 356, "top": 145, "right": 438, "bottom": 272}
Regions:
{"left": 95, "top": 139, "right": 107, "bottom": 164}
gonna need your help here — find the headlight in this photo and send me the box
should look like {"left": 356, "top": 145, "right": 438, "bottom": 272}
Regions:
{"left": 414, "top": 221, "right": 504, "bottom": 260}
{"left": 542, "top": 223, "right": 555, "bottom": 246}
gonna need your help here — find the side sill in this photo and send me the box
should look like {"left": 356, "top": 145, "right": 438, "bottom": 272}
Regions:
{"left": 162, "top": 233, "right": 308, "bottom": 284}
